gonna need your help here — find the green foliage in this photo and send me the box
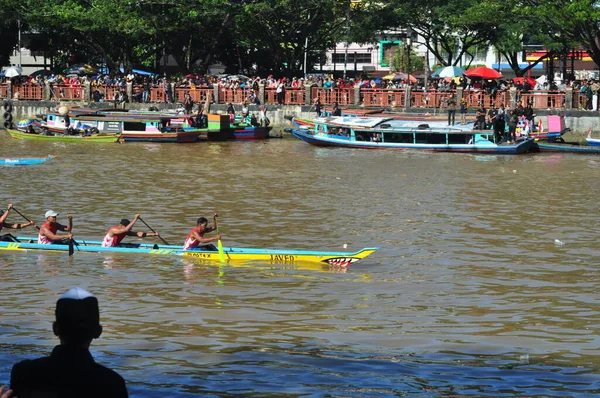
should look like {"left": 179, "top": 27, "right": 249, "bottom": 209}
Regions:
{"left": 392, "top": 45, "right": 424, "bottom": 74}
{"left": 2, "top": 0, "right": 600, "bottom": 76}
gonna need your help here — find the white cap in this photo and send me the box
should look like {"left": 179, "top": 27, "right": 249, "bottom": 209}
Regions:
{"left": 45, "top": 210, "right": 59, "bottom": 218}
{"left": 59, "top": 287, "right": 95, "bottom": 300}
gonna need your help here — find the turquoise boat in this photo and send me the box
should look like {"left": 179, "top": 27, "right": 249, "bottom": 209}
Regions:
{"left": 0, "top": 155, "right": 55, "bottom": 165}
{"left": 2, "top": 237, "right": 377, "bottom": 267}
{"left": 292, "top": 116, "right": 538, "bottom": 155}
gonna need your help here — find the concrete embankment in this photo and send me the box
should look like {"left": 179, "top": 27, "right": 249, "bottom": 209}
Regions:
{"left": 1, "top": 101, "right": 598, "bottom": 142}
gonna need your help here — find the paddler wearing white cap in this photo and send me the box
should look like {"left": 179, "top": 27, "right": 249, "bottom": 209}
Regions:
{"left": 38, "top": 210, "right": 73, "bottom": 244}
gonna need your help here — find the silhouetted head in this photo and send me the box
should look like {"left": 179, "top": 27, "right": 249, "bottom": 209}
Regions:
{"left": 53, "top": 287, "right": 102, "bottom": 345}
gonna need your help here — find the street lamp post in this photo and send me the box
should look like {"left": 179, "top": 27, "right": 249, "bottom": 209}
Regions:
{"left": 406, "top": 36, "right": 411, "bottom": 82}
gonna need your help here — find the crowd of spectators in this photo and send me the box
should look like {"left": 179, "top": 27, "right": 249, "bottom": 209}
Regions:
{"left": 1, "top": 70, "right": 599, "bottom": 110}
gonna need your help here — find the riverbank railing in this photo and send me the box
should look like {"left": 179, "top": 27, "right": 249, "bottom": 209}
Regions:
{"left": 0, "top": 81, "right": 588, "bottom": 111}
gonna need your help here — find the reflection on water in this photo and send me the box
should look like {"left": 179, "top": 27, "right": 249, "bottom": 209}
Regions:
{"left": 1, "top": 134, "right": 600, "bottom": 396}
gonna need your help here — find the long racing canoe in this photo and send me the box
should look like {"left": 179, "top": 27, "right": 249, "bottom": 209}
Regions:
{"left": 3, "top": 237, "right": 377, "bottom": 267}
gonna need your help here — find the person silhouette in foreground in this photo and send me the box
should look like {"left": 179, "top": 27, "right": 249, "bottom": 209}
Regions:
{"left": 10, "top": 287, "right": 128, "bottom": 398}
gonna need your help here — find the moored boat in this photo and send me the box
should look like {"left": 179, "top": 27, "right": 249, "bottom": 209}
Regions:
{"left": 537, "top": 141, "right": 600, "bottom": 154}
{"left": 6, "top": 128, "right": 120, "bottom": 143}
{"left": 0, "top": 155, "right": 55, "bottom": 165}
{"left": 529, "top": 115, "right": 569, "bottom": 141}
{"left": 115, "top": 115, "right": 200, "bottom": 143}
{"left": 292, "top": 116, "right": 537, "bottom": 155}
{"left": 2, "top": 237, "right": 378, "bottom": 267}
{"left": 231, "top": 124, "right": 273, "bottom": 139}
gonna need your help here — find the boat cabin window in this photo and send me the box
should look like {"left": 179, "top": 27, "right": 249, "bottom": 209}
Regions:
{"left": 447, "top": 133, "right": 471, "bottom": 144}
{"left": 415, "top": 132, "right": 446, "bottom": 144}
{"left": 384, "top": 132, "right": 414, "bottom": 144}
{"left": 355, "top": 131, "right": 380, "bottom": 142}
{"left": 332, "top": 127, "right": 349, "bottom": 136}
{"left": 123, "top": 121, "right": 146, "bottom": 131}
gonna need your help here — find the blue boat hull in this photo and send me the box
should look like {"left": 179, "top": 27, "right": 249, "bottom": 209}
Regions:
{"left": 537, "top": 142, "right": 600, "bottom": 154}
{"left": 0, "top": 156, "right": 55, "bottom": 165}
{"left": 292, "top": 129, "right": 536, "bottom": 155}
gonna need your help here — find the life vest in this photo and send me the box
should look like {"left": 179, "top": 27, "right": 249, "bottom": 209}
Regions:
{"left": 38, "top": 221, "right": 59, "bottom": 244}
{"left": 101, "top": 226, "right": 127, "bottom": 247}
{"left": 183, "top": 227, "right": 203, "bottom": 250}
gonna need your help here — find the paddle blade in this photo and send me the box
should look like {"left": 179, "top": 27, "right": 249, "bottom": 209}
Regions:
{"left": 218, "top": 239, "right": 225, "bottom": 263}
{"left": 68, "top": 239, "right": 74, "bottom": 256}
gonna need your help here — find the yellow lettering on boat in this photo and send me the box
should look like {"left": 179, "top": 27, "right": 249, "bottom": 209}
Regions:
{"left": 270, "top": 254, "right": 297, "bottom": 264}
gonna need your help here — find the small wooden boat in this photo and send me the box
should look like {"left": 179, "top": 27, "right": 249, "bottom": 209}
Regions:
{"left": 1, "top": 237, "right": 378, "bottom": 267}
{"left": 529, "top": 115, "right": 569, "bottom": 140}
{"left": 537, "top": 141, "right": 600, "bottom": 154}
{"left": 0, "top": 155, "right": 55, "bottom": 165}
{"left": 116, "top": 116, "right": 200, "bottom": 143}
{"left": 292, "top": 116, "right": 537, "bottom": 155}
{"left": 231, "top": 125, "right": 273, "bottom": 139}
{"left": 6, "top": 129, "right": 120, "bottom": 143}
{"left": 230, "top": 115, "right": 274, "bottom": 139}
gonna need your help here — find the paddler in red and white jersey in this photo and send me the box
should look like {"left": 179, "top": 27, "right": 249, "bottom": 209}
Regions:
{"left": 101, "top": 214, "right": 160, "bottom": 247}
{"left": 0, "top": 204, "right": 36, "bottom": 241}
{"left": 38, "top": 210, "right": 73, "bottom": 244}
{"left": 183, "top": 213, "right": 221, "bottom": 250}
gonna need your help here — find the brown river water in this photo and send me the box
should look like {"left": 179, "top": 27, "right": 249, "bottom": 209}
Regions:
{"left": 1, "top": 131, "right": 600, "bottom": 397}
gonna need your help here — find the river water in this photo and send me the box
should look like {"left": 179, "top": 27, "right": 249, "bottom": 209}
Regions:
{"left": 1, "top": 132, "right": 599, "bottom": 397}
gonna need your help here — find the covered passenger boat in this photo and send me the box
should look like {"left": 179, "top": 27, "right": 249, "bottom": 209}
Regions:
{"left": 292, "top": 116, "right": 537, "bottom": 155}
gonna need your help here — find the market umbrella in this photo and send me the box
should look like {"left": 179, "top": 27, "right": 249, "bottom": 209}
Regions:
{"left": 432, "top": 66, "right": 465, "bottom": 78}
{"left": 29, "top": 69, "right": 53, "bottom": 78}
{"left": 63, "top": 63, "right": 99, "bottom": 76}
{"left": 512, "top": 77, "right": 536, "bottom": 87}
{"left": 382, "top": 72, "right": 417, "bottom": 83}
{"left": 464, "top": 66, "right": 503, "bottom": 79}
{"left": 3, "top": 66, "right": 23, "bottom": 78}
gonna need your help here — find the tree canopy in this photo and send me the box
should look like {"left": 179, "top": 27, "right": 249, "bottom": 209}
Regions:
{"left": 0, "top": 0, "right": 598, "bottom": 77}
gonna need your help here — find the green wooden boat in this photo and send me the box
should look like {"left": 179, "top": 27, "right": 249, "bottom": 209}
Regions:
{"left": 6, "top": 128, "right": 120, "bottom": 143}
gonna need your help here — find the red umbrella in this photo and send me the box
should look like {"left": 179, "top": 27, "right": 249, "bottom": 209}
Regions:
{"left": 464, "top": 67, "right": 503, "bottom": 79}
{"left": 512, "top": 77, "right": 536, "bottom": 87}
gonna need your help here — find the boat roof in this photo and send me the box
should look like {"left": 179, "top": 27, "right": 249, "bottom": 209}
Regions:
{"left": 316, "top": 116, "right": 475, "bottom": 131}
{"left": 316, "top": 116, "right": 394, "bottom": 128}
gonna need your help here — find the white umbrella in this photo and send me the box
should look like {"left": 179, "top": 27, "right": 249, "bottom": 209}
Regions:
{"left": 535, "top": 75, "right": 547, "bottom": 84}
{"left": 4, "top": 66, "right": 23, "bottom": 78}
{"left": 432, "top": 66, "right": 466, "bottom": 78}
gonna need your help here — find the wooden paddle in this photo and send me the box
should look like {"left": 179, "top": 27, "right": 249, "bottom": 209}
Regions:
{"left": 138, "top": 217, "right": 170, "bottom": 245}
{"left": 11, "top": 207, "right": 39, "bottom": 230}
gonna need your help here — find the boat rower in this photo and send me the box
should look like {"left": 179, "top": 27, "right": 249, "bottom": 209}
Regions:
{"left": 183, "top": 213, "right": 221, "bottom": 251}
{"left": 0, "top": 204, "right": 36, "bottom": 242}
{"left": 38, "top": 210, "right": 73, "bottom": 244}
{"left": 101, "top": 214, "right": 160, "bottom": 247}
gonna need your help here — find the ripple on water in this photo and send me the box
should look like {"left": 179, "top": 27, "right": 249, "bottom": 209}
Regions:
{"left": 1, "top": 137, "right": 600, "bottom": 396}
